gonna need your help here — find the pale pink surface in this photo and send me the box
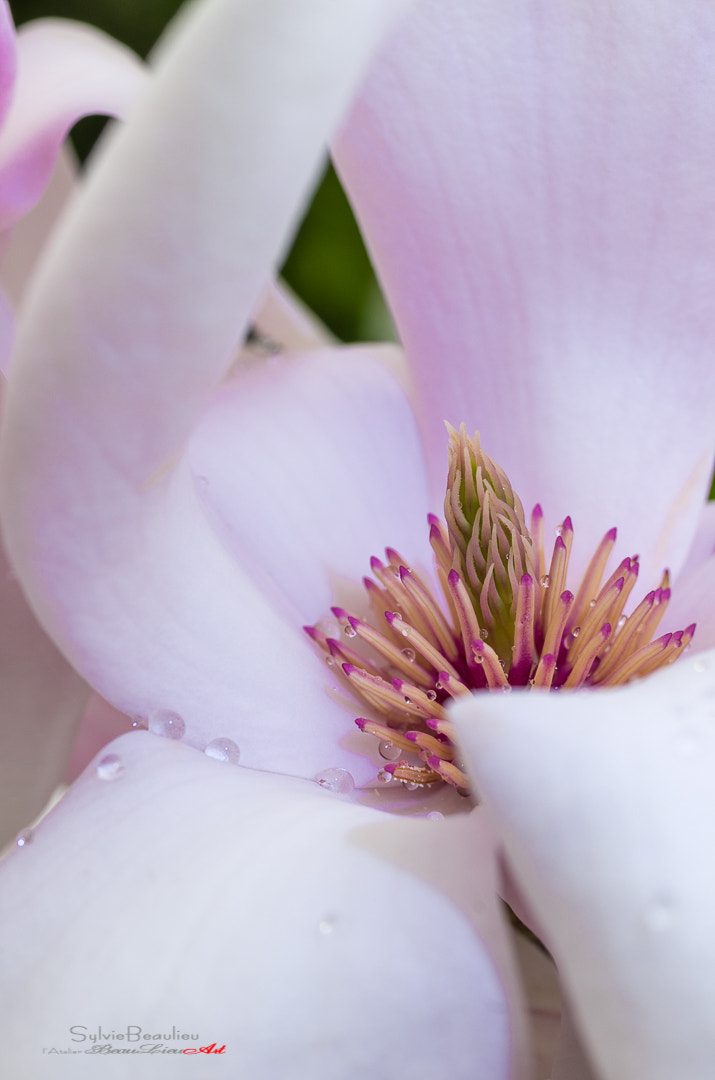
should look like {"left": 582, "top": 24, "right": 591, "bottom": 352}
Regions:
{"left": 0, "top": 732, "right": 525, "bottom": 1080}
{"left": 0, "top": 19, "right": 145, "bottom": 230}
{"left": 0, "top": 2, "right": 16, "bottom": 133}
{"left": 0, "top": 0, "right": 421, "bottom": 784}
{"left": 453, "top": 648, "right": 715, "bottom": 1080}
{"left": 334, "top": 0, "right": 715, "bottom": 585}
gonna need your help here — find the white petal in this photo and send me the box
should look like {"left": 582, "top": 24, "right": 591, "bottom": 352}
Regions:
{"left": 0, "top": 731, "right": 525, "bottom": 1079}
{"left": 452, "top": 650, "right": 715, "bottom": 1080}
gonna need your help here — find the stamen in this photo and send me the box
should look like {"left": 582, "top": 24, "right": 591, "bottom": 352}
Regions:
{"left": 307, "top": 427, "right": 694, "bottom": 794}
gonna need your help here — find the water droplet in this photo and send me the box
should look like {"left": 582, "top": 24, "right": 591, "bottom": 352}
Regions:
{"left": 319, "top": 917, "right": 336, "bottom": 935}
{"left": 314, "top": 768, "right": 355, "bottom": 795}
{"left": 377, "top": 768, "right": 393, "bottom": 784}
{"left": 402, "top": 780, "right": 419, "bottom": 791}
{"left": 694, "top": 657, "right": 710, "bottom": 673}
{"left": 16, "top": 829, "right": 33, "bottom": 848}
{"left": 589, "top": 599, "right": 597, "bottom": 608}
{"left": 391, "top": 612, "right": 403, "bottom": 621}
{"left": 426, "top": 690, "right": 437, "bottom": 701}
{"left": 435, "top": 680, "right": 443, "bottom": 691}
{"left": 378, "top": 740, "right": 401, "bottom": 762}
{"left": 324, "top": 655, "right": 335, "bottom": 667}
{"left": 148, "top": 709, "right": 186, "bottom": 740}
{"left": 540, "top": 575, "right": 550, "bottom": 588}
{"left": 96, "top": 753, "right": 126, "bottom": 781}
{"left": 572, "top": 626, "right": 581, "bottom": 639}
{"left": 344, "top": 624, "right": 357, "bottom": 638}
{"left": 426, "top": 811, "right": 444, "bottom": 822}
{"left": 204, "top": 737, "right": 241, "bottom": 765}
{"left": 404, "top": 696, "right": 413, "bottom": 705}
{"left": 480, "top": 628, "right": 489, "bottom": 640}
{"left": 555, "top": 524, "right": 563, "bottom": 536}
{"left": 475, "top": 654, "right": 484, "bottom": 665}
{"left": 131, "top": 716, "right": 148, "bottom": 731}
{"left": 401, "top": 647, "right": 416, "bottom": 662}
{"left": 617, "top": 615, "right": 627, "bottom": 629}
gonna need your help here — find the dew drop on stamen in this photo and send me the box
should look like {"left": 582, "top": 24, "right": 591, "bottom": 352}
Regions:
{"left": 617, "top": 616, "right": 627, "bottom": 629}
{"left": 344, "top": 624, "right": 357, "bottom": 638}
{"left": 378, "top": 740, "right": 402, "bottom": 762}
{"left": 404, "top": 696, "right": 413, "bottom": 705}
{"left": 475, "top": 655, "right": 484, "bottom": 665}
{"left": 325, "top": 655, "right": 336, "bottom": 667}
{"left": 402, "top": 780, "right": 420, "bottom": 791}
{"left": 96, "top": 753, "right": 126, "bottom": 781}
{"left": 314, "top": 768, "right": 355, "bottom": 794}
{"left": 377, "top": 768, "right": 393, "bottom": 784}
{"left": 204, "top": 737, "right": 241, "bottom": 765}
{"left": 572, "top": 627, "right": 581, "bottom": 639}
{"left": 540, "top": 575, "right": 550, "bottom": 588}
{"left": 401, "top": 647, "right": 416, "bottom": 662}
{"left": 15, "top": 829, "right": 33, "bottom": 848}
{"left": 426, "top": 690, "right": 437, "bottom": 701}
{"left": 148, "top": 709, "right": 186, "bottom": 741}
{"left": 589, "top": 599, "right": 597, "bottom": 608}
{"left": 480, "top": 628, "right": 489, "bottom": 640}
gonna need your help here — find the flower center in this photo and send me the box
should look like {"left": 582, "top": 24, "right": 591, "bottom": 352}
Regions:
{"left": 306, "top": 425, "right": 694, "bottom": 792}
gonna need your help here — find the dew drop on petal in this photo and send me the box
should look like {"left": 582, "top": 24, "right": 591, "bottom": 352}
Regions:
{"left": 378, "top": 741, "right": 401, "bottom": 762}
{"left": 16, "top": 829, "right": 33, "bottom": 848}
{"left": 319, "top": 916, "right": 336, "bottom": 935}
{"left": 694, "top": 657, "right": 710, "bottom": 673}
{"left": 204, "top": 737, "right": 241, "bottom": 765}
{"left": 148, "top": 709, "right": 186, "bottom": 740}
{"left": 96, "top": 753, "right": 126, "bottom": 781}
{"left": 314, "top": 768, "right": 355, "bottom": 794}
{"left": 131, "top": 716, "right": 148, "bottom": 731}
{"left": 426, "top": 811, "right": 444, "bottom": 822}
{"left": 377, "top": 769, "right": 393, "bottom": 784}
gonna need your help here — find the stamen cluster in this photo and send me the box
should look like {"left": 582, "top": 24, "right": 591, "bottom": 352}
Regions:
{"left": 306, "top": 425, "right": 694, "bottom": 791}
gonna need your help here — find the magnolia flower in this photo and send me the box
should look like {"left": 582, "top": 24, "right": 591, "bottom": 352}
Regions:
{"left": 0, "top": 1, "right": 145, "bottom": 844}
{"left": 1, "top": 0, "right": 715, "bottom": 1078}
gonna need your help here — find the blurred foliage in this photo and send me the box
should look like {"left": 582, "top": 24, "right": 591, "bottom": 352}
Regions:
{"left": 8, "top": 0, "right": 393, "bottom": 342}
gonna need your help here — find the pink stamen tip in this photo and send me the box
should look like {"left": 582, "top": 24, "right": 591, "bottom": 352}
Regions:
{"left": 686, "top": 623, "right": 696, "bottom": 635}
{"left": 562, "top": 515, "right": 573, "bottom": 531}
{"left": 347, "top": 615, "right": 361, "bottom": 630}
{"left": 342, "top": 663, "right": 357, "bottom": 675}
{"left": 426, "top": 718, "right": 439, "bottom": 731}
{"left": 555, "top": 536, "right": 567, "bottom": 552}
{"left": 606, "top": 527, "right": 617, "bottom": 541}
{"left": 303, "top": 626, "right": 319, "bottom": 641}
{"left": 331, "top": 606, "right": 348, "bottom": 619}
{"left": 520, "top": 572, "right": 534, "bottom": 586}
{"left": 427, "top": 513, "right": 441, "bottom": 527}
{"left": 385, "top": 548, "right": 400, "bottom": 563}
{"left": 447, "top": 569, "right": 461, "bottom": 585}
{"left": 405, "top": 731, "right": 419, "bottom": 743}
{"left": 660, "top": 589, "right": 671, "bottom": 603}
{"left": 370, "top": 556, "right": 384, "bottom": 573}
{"left": 601, "top": 623, "right": 612, "bottom": 638}
{"left": 399, "top": 566, "right": 411, "bottom": 581}
{"left": 391, "top": 676, "right": 405, "bottom": 691}
{"left": 532, "top": 504, "right": 543, "bottom": 519}
{"left": 383, "top": 764, "right": 399, "bottom": 775}
{"left": 354, "top": 718, "right": 368, "bottom": 731}
{"left": 613, "top": 577, "right": 625, "bottom": 593}
{"left": 560, "top": 590, "right": 575, "bottom": 604}
{"left": 384, "top": 611, "right": 399, "bottom": 627}
{"left": 326, "top": 639, "right": 342, "bottom": 656}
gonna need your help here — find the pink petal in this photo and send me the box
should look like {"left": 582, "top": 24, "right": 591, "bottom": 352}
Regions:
{"left": 0, "top": 0, "right": 414, "bottom": 783}
{"left": 0, "top": 376, "right": 89, "bottom": 846}
{"left": 334, "top": 0, "right": 715, "bottom": 582}
{"left": 0, "top": 143, "right": 76, "bottom": 316}
{"left": 0, "top": 19, "right": 146, "bottom": 230}
{"left": 188, "top": 345, "right": 431, "bottom": 622}
{"left": 453, "top": 648, "right": 715, "bottom": 1080}
{"left": 0, "top": 731, "right": 525, "bottom": 1079}
{"left": 0, "top": 1, "right": 16, "bottom": 135}
{"left": 252, "top": 278, "right": 335, "bottom": 351}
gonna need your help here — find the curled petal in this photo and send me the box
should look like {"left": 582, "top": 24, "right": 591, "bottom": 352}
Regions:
{"left": 452, "top": 648, "right": 715, "bottom": 1080}
{"left": 0, "top": 19, "right": 146, "bottom": 230}
{"left": 0, "top": 0, "right": 413, "bottom": 780}
{"left": 0, "top": 732, "right": 525, "bottom": 1079}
